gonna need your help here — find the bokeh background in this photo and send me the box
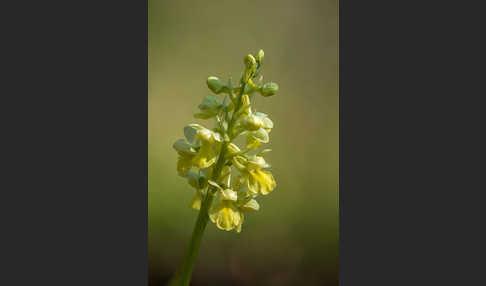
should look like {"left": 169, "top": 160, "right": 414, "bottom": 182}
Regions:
{"left": 149, "top": 0, "right": 338, "bottom": 285}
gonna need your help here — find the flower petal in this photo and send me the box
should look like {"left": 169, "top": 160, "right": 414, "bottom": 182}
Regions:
{"left": 247, "top": 172, "right": 260, "bottom": 195}
{"left": 209, "top": 202, "right": 241, "bottom": 231}
{"left": 241, "top": 199, "right": 260, "bottom": 212}
{"left": 249, "top": 169, "right": 276, "bottom": 195}
{"left": 173, "top": 139, "right": 196, "bottom": 155}
{"left": 177, "top": 155, "right": 193, "bottom": 176}
{"left": 220, "top": 189, "right": 237, "bottom": 201}
{"left": 246, "top": 133, "right": 262, "bottom": 149}
{"left": 192, "top": 142, "right": 217, "bottom": 168}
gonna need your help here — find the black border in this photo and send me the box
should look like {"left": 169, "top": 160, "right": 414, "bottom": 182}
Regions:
{"left": 339, "top": 0, "right": 483, "bottom": 285}
{"left": 3, "top": 0, "right": 148, "bottom": 285}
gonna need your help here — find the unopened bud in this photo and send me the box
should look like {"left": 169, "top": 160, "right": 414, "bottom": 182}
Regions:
{"left": 241, "top": 94, "right": 250, "bottom": 107}
{"left": 260, "top": 82, "right": 279, "bottom": 97}
{"left": 244, "top": 54, "right": 256, "bottom": 69}
{"left": 207, "top": 76, "right": 224, "bottom": 94}
{"left": 256, "top": 49, "right": 264, "bottom": 63}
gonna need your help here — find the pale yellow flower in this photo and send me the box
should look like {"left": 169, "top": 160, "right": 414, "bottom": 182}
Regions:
{"left": 245, "top": 112, "right": 273, "bottom": 149}
{"left": 173, "top": 139, "right": 197, "bottom": 176}
{"left": 247, "top": 168, "right": 276, "bottom": 195}
{"left": 245, "top": 156, "right": 276, "bottom": 195}
{"left": 209, "top": 201, "right": 242, "bottom": 231}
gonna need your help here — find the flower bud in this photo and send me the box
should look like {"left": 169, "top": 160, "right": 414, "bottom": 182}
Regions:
{"left": 244, "top": 54, "right": 256, "bottom": 69}
{"left": 260, "top": 82, "right": 279, "bottom": 97}
{"left": 256, "top": 49, "right": 264, "bottom": 63}
{"left": 207, "top": 76, "right": 224, "bottom": 94}
{"left": 241, "top": 94, "right": 251, "bottom": 107}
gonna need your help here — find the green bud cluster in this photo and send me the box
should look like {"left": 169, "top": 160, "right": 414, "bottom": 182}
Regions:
{"left": 172, "top": 49, "right": 279, "bottom": 233}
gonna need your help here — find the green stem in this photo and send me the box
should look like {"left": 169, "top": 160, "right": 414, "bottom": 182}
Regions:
{"left": 168, "top": 193, "right": 214, "bottom": 286}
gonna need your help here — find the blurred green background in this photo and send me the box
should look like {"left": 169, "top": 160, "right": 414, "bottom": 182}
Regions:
{"left": 149, "top": 0, "right": 338, "bottom": 285}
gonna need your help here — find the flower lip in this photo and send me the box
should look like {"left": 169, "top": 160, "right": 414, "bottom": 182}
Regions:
{"left": 209, "top": 201, "right": 242, "bottom": 231}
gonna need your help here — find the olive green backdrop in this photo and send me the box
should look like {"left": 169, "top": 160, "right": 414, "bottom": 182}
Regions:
{"left": 149, "top": 0, "right": 338, "bottom": 285}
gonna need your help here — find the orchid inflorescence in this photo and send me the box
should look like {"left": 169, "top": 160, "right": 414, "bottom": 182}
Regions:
{"left": 172, "top": 50, "right": 278, "bottom": 233}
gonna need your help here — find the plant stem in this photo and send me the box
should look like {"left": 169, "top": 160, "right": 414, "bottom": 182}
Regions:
{"left": 168, "top": 192, "right": 214, "bottom": 286}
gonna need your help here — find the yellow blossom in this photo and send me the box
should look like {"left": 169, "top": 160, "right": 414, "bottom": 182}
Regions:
{"left": 245, "top": 156, "right": 276, "bottom": 195}
{"left": 247, "top": 169, "right": 276, "bottom": 195}
{"left": 209, "top": 201, "right": 242, "bottom": 231}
